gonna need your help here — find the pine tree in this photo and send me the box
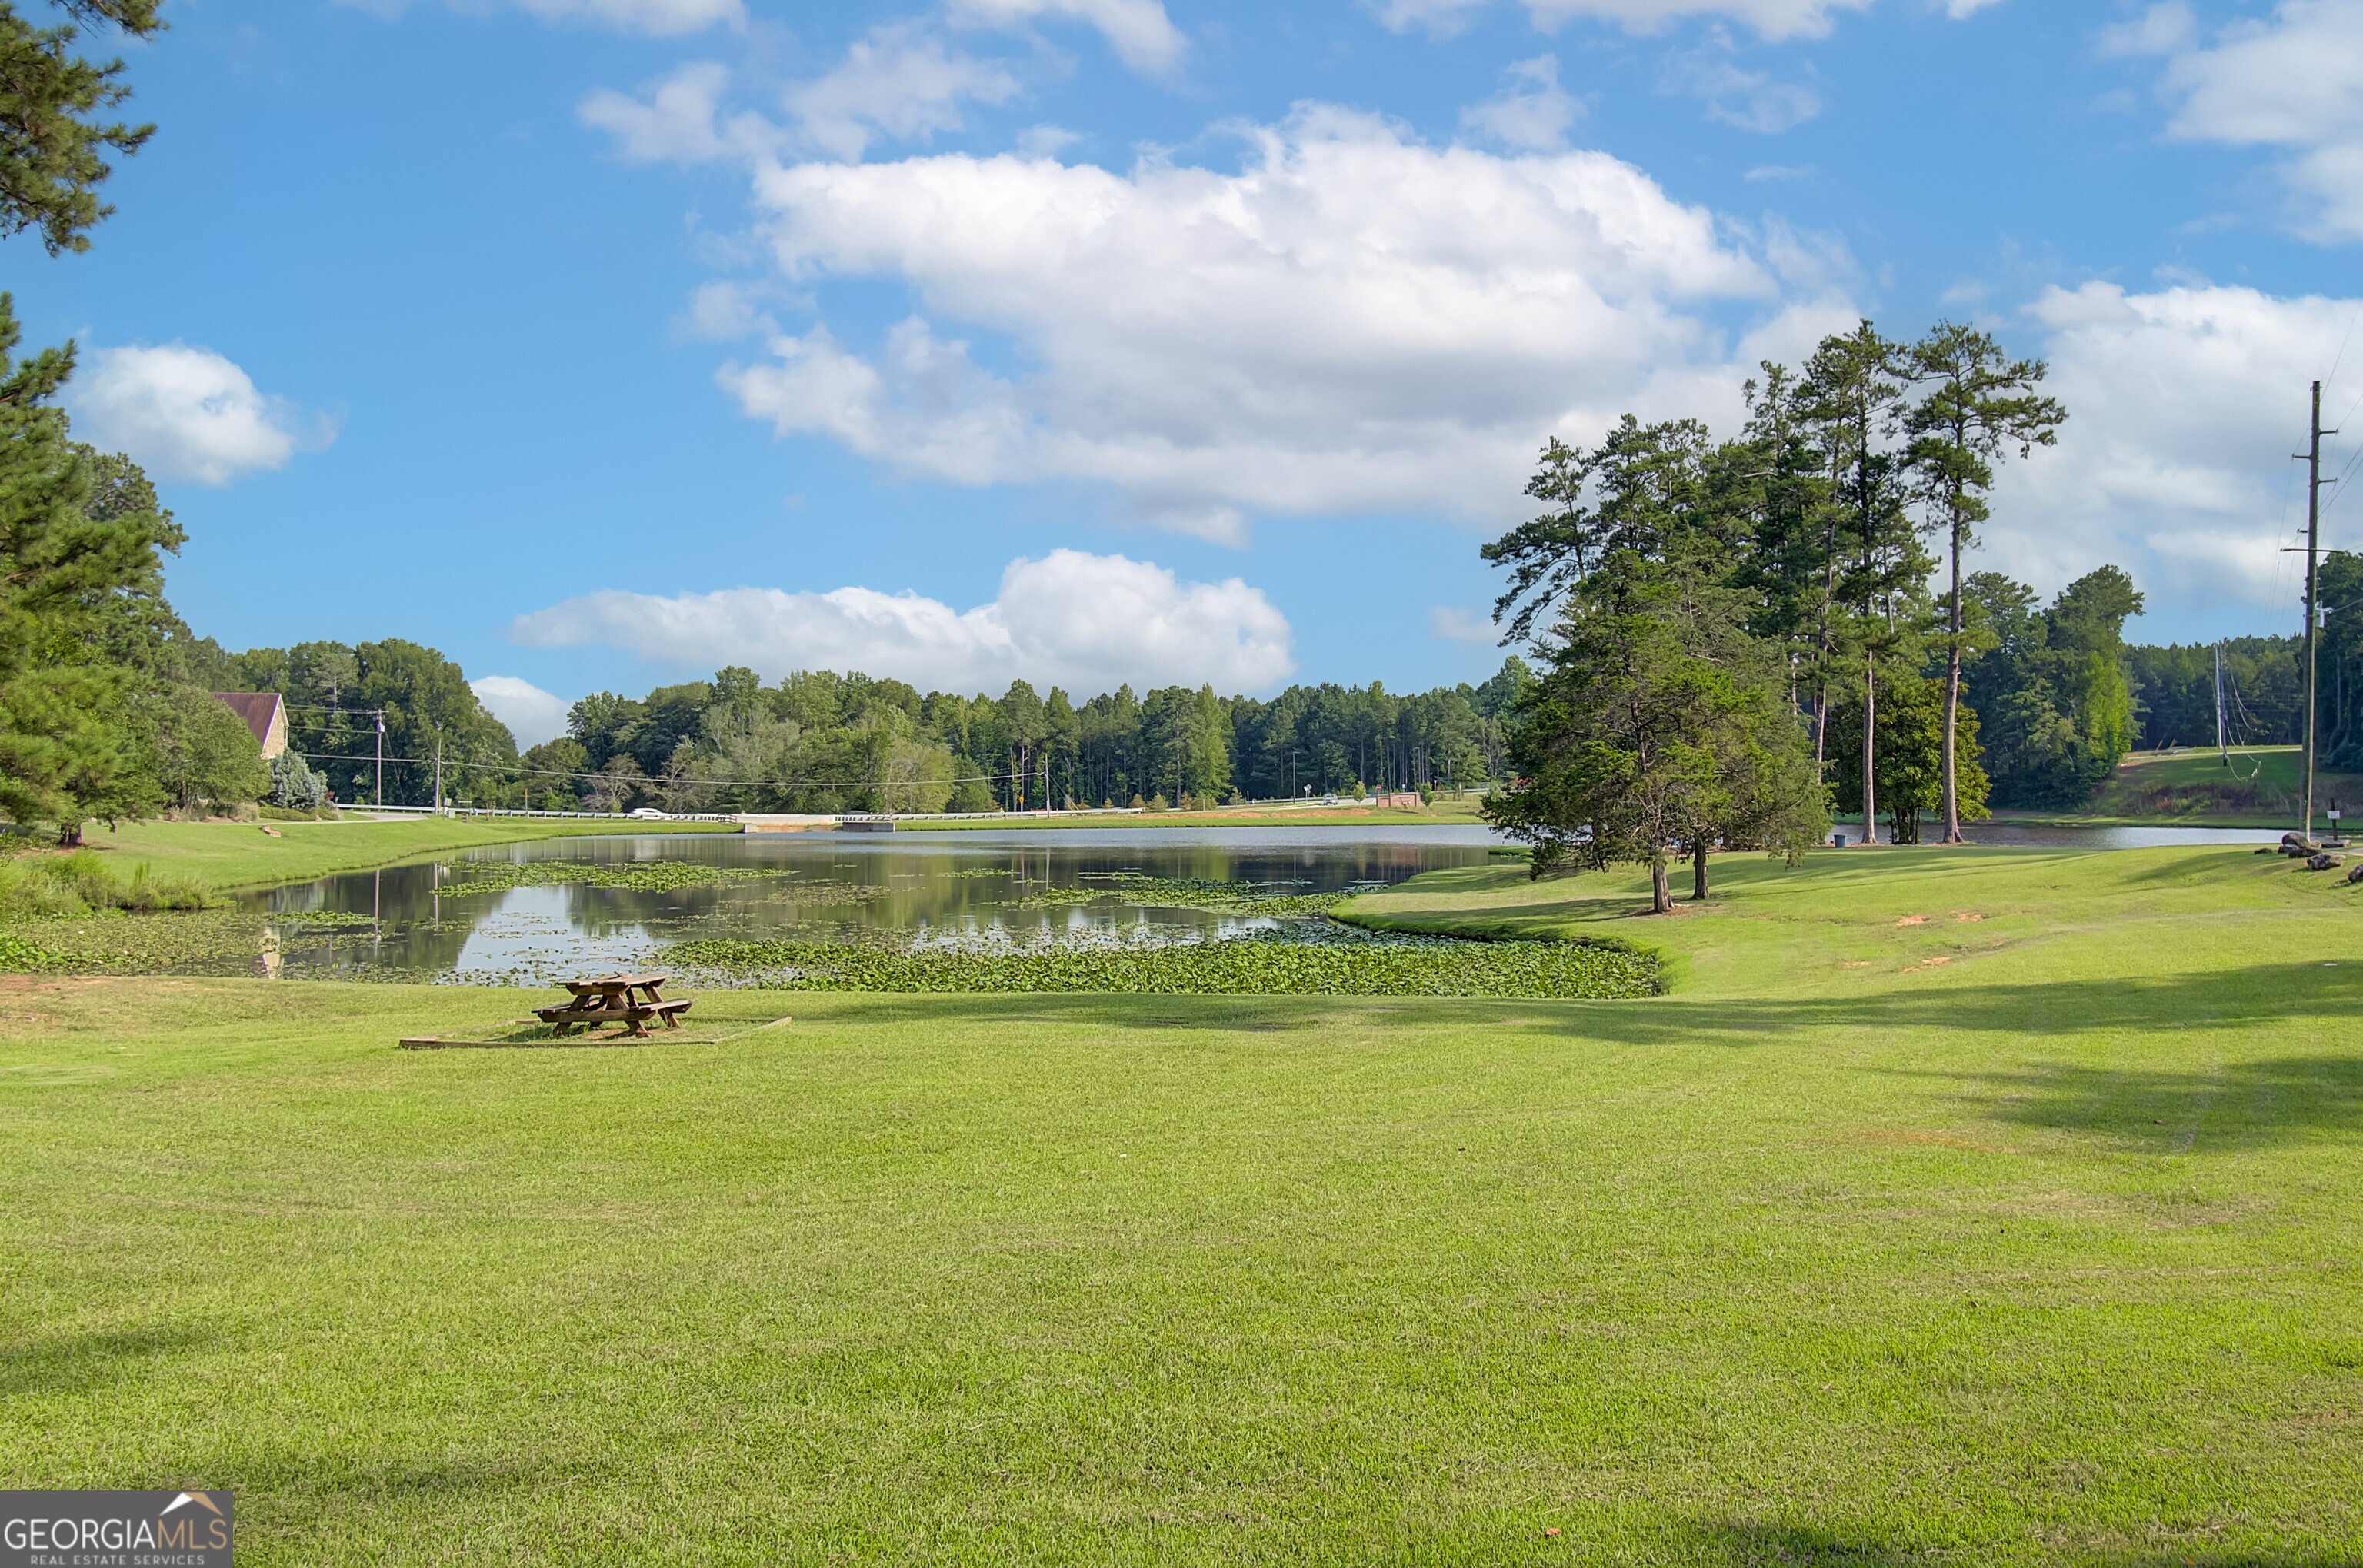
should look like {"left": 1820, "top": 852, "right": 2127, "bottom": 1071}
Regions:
{"left": 1904, "top": 322, "right": 2065, "bottom": 842}
{"left": 1800, "top": 322, "right": 1927, "bottom": 843}
{"left": 0, "top": 0, "right": 164, "bottom": 255}
{"left": 0, "top": 296, "right": 182, "bottom": 841}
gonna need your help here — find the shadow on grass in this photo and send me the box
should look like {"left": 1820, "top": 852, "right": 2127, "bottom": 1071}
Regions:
{"left": 826, "top": 962, "right": 2363, "bottom": 1045}
{"left": 0, "top": 1321, "right": 214, "bottom": 1400}
{"left": 1890, "top": 1053, "right": 2363, "bottom": 1153}
{"left": 1687, "top": 1520, "right": 2342, "bottom": 1566}
{"left": 1679, "top": 1520, "right": 1927, "bottom": 1566}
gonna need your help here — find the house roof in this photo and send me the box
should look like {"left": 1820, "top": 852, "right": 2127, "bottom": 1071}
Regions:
{"left": 212, "top": 692, "right": 285, "bottom": 750}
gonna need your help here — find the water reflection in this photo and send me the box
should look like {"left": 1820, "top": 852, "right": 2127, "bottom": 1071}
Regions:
{"left": 238, "top": 827, "right": 1503, "bottom": 982}
{"left": 235, "top": 821, "right": 2288, "bottom": 983}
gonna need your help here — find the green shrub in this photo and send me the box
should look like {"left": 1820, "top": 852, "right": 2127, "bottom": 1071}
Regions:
{"left": 0, "top": 852, "right": 208, "bottom": 918}
{"left": 122, "top": 864, "right": 207, "bottom": 913}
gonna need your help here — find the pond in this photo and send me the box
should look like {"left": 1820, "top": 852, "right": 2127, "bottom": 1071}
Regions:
{"left": 238, "top": 827, "right": 1508, "bottom": 984}
{"left": 235, "top": 821, "right": 2291, "bottom": 985}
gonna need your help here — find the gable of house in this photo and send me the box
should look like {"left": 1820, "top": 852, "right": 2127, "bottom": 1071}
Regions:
{"left": 211, "top": 692, "right": 288, "bottom": 760}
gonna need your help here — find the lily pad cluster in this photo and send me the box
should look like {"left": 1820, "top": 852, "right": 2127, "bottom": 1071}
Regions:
{"left": 663, "top": 930, "right": 1661, "bottom": 999}
{"left": 428, "top": 861, "right": 872, "bottom": 901}
{"left": 1012, "top": 874, "right": 1351, "bottom": 920}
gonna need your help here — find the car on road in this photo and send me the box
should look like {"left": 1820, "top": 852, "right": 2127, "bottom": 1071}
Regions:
{"left": 628, "top": 807, "right": 667, "bottom": 820}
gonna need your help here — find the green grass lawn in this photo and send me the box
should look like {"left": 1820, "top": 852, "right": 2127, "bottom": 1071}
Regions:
{"left": 2, "top": 844, "right": 2359, "bottom": 1563}
{"left": 57, "top": 815, "right": 742, "bottom": 894}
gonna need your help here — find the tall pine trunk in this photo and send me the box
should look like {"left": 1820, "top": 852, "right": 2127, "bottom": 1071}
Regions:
{"left": 1941, "top": 514, "right": 1965, "bottom": 844}
{"left": 1691, "top": 839, "right": 1710, "bottom": 901}
{"left": 1861, "top": 651, "right": 1877, "bottom": 845}
{"left": 1651, "top": 859, "right": 1671, "bottom": 914}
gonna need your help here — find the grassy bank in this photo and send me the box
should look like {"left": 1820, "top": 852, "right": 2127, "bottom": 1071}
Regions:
{"left": 1998, "top": 745, "right": 2363, "bottom": 829}
{"left": 1336, "top": 838, "right": 2355, "bottom": 996}
{"left": 57, "top": 815, "right": 742, "bottom": 894}
{"left": 2, "top": 843, "right": 2359, "bottom": 1561}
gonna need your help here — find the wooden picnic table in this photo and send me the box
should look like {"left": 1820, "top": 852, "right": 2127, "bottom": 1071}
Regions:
{"left": 535, "top": 971, "right": 692, "bottom": 1037}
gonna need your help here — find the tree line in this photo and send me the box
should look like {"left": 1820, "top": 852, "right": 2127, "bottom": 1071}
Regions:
{"left": 510, "top": 662, "right": 1529, "bottom": 817}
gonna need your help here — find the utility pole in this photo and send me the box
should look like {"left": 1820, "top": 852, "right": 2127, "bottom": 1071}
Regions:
{"left": 434, "top": 732, "right": 444, "bottom": 815}
{"left": 374, "top": 710, "right": 385, "bottom": 807}
{"left": 2302, "top": 380, "right": 2338, "bottom": 840}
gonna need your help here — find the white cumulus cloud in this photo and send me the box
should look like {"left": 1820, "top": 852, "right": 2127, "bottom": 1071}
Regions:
{"left": 70, "top": 343, "right": 318, "bottom": 487}
{"left": 471, "top": 675, "right": 573, "bottom": 749}
{"left": 2120, "top": 0, "right": 2363, "bottom": 238}
{"left": 1984, "top": 281, "right": 2362, "bottom": 612}
{"left": 509, "top": 549, "right": 1296, "bottom": 694}
{"left": 723, "top": 105, "right": 1825, "bottom": 539}
{"left": 948, "top": 0, "right": 1187, "bottom": 72}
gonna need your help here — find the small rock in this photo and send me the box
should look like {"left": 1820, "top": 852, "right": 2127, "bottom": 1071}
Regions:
{"left": 2348, "top": 864, "right": 2363, "bottom": 885}
{"left": 2306, "top": 854, "right": 2343, "bottom": 871}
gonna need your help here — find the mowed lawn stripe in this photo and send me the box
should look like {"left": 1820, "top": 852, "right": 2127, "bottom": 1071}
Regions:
{"left": 0, "top": 846, "right": 2358, "bottom": 1563}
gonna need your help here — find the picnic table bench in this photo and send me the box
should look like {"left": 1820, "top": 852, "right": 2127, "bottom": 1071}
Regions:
{"left": 535, "top": 972, "right": 693, "bottom": 1037}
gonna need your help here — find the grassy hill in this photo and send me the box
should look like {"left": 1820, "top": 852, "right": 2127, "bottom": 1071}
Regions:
{"left": 2, "top": 843, "right": 2358, "bottom": 1561}
{"left": 2028, "top": 744, "right": 2363, "bottom": 828}
{"left": 53, "top": 815, "right": 742, "bottom": 894}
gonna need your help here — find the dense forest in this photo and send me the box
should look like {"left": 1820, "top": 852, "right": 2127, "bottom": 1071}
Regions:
{"left": 202, "top": 648, "right": 1535, "bottom": 816}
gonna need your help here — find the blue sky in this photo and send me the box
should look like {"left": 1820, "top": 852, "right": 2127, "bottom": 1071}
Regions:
{"left": 15, "top": 0, "right": 2363, "bottom": 744}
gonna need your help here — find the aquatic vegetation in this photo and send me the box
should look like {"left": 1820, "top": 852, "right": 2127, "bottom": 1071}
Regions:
{"left": 663, "top": 928, "right": 1661, "bottom": 998}
{"left": 1013, "top": 873, "right": 1356, "bottom": 919}
{"left": 0, "top": 911, "right": 280, "bottom": 976}
{"left": 429, "top": 861, "right": 855, "bottom": 899}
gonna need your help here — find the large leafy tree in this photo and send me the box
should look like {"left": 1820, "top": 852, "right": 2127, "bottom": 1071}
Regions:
{"left": 1488, "top": 555, "right": 1730, "bottom": 913}
{"left": 1904, "top": 322, "right": 2065, "bottom": 843}
{"left": 233, "top": 638, "right": 518, "bottom": 807}
{"left": 1485, "top": 424, "right": 1822, "bottom": 912}
{"left": 1961, "top": 568, "right": 2144, "bottom": 808}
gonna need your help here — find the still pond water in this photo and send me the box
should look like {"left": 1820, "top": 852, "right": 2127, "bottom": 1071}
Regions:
{"left": 238, "top": 822, "right": 2288, "bottom": 984}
